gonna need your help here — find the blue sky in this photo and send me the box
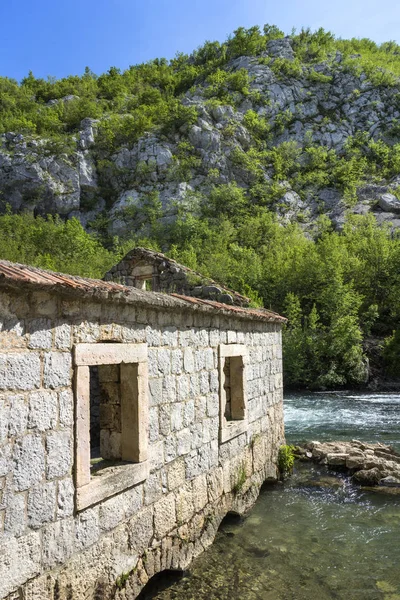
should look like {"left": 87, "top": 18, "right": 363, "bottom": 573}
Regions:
{"left": 1, "top": 0, "right": 400, "bottom": 81}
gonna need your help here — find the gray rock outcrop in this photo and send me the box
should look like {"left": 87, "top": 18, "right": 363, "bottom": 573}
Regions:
{"left": 298, "top": 440, "right": 400, "bottom": 490}
{"left": 2, "top": 51, "right": 400, "bottom": 235}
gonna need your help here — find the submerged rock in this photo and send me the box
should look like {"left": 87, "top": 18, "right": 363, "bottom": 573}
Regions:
{"left": 353, "top": 467, "right": 382, "bottom": 485}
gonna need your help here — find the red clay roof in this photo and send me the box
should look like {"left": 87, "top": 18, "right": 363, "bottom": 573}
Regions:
{"left": 171, "top": 294, "right": 286, "bottom": 323}
{"left": 0, "top": 260, "right": 286, "bottom": 324}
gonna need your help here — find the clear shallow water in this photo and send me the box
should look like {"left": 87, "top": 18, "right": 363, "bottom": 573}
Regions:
{"left": 142, "top": 393, "right": 400, "bottom": 600}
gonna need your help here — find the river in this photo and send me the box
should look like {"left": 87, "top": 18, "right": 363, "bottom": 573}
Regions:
{"left": 141, "top": 392, "right": 400, "bottom": 600}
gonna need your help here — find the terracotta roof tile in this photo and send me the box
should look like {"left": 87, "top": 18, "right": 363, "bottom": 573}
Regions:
{"left": 171, "top": 294, "right": 286, "bottom": 323}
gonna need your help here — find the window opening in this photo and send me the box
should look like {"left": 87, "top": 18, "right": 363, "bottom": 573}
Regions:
{"left": 223, "top": 355, "right": 245, "bottom": 421}
{"left": 89, "top": 364, "right": 124, "bottom": 475}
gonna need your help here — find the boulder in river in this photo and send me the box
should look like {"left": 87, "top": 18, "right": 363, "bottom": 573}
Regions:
{"left": 296, "top": 440, "right": 400, "bottom": 488}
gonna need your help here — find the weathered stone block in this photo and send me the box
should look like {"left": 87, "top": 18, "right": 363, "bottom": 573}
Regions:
{"left": 123, "top": 483, "right": 143, "bottom": 518}
{"left": 4, "top": 491, "right": 27, "bottom": 537}
{"left": 157, "top": 349, "right": 171, "bottom": 375}
{"left": 158, "top": 404, "right": 171, "bottom": 436}
{"left": 58, "top": 389, "right": 74, "bottom": 427}
{"left": 164, "top": 433, "right": 177, "bottom": 463}
{"left": 190, "top": 422, "right": 203, "bottom": 450}
{"left": 28, "top": 390, "right": 57, "bottom": 431}
{"left": 154, "top": 494, "right": 176, "bottom": 538}
{"left": 183, "top": 348, "right": 194, "bottom": 373}
{"left": 161, "top": 327, "right": 178, "bottom": 347}
{"left": 27, "top": 482, "right": 56, "bottom": 528}
{"left": 75, "top": 507, "right": 99, "bottom": 550}
{"left": 177, "top": 374, "right": 190, "bottom": 401}
{"left": 162, "top": 375, "right": 177, "bottom": 402}
{"left": 13, "top": 434, "right": 45, "bottom": 491}
{"left": 57, "top": 478, "right": 74, "bottom": 519}
{"left": 145, "top": 325, "right": 161, "bottom": 347}
{"left": 99, "top": 494, "right": 126, "bottom": 532}
{"left": 0, "top": 397, "right": 8, "bottom": 444}
{"left": 43, "top": 352, "right": 72, "bottom": 389}
{"left": 167, "top": 458, "right": 186, "bottom": 491}
{"left": 171, "top": 349, "right": 183, "bottom": 374}
{"left": 0, "top": 353, "right": 41, "bottom": 391}
{"left": 170, "top": 403, "right": 183, "bottom": 432}
{"left": 176, "top": 482, "right": 194, "bottom": 523}
{"left": 42, "top": 518, "right": 75, "bottom": 568}
{"left": 128, "top": 506, "right": 153, "bottom": 555}
{"left": 28, "top": 319, "right": 52, "bottom": 350}
{"left": 199, "top": 371, "right": 210, "bottom": 395}
{"left": 8, "top": 394, "right": 28, "bottom": 437}
{"left": 144, "top": 471, "right": 163, "bottom": 505}
{"left": 54, "top": 322, "right": 71, "bottom": 350}
{"left": 46, "top": 431, "right": 72, "bottom": 479}
{"left": 73, "top": 321, "right": 100, "bottom": 343}
{"left": 183, "top": 400, "right": 195, "bottom": 427}
{"left": 206, "top": 393, "right": 219, "bottom": 418}
{"left": 0, "top": 532, "right": 41, "bottom": 598}
{"left": 209, "top": 369, "right": 219, "bottom": 392}
{"left": 148, "top": 377, "right": 163, "bottom": 406}
{"left": 176, "top": 428, "right": 191, "bottom": 456}
{"left": 149, "top": 406, "right": 159, "bottom": 442}
{"left": 0, "top": 444, "right": 11, "bottom": 478}
{"left": 150, "top": 440, "right": 164, "bottom": 472}
{"left": 207, "top": 467, "right": 224, "bottom": 502}
{"left": 192, "top": 474, "right": 208, "bottom": 511}
{"left": 194, "top": 349, "right": 206, "bottom": 371}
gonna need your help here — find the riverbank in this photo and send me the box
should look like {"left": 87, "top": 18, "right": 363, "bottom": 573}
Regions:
{"left": 284, "top": 378, "right": 400, "bottom": 395}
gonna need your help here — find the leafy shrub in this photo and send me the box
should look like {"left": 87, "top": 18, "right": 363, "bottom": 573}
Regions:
{"left": 278, "top": 445, "right": 295, "bottom": 477}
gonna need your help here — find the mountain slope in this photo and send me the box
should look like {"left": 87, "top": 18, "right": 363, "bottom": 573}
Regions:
{"left": 2, "top": 27, "right": 400, "bottom": 237}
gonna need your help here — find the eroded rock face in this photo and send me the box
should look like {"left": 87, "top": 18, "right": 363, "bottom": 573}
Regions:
{"left": 2, "top": 54, "right": 400, "bottom": 234}
{"left": 378, "top": 193, "right": 400, "bottom": 213}
{"left": 0, "top": 130, "right": 99, "bottom": 218}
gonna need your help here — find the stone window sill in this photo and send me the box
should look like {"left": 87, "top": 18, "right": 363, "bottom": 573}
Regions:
{"left": 76, "top": 461, "right": 149, "bottom": 511}
{"left": 220, "top": 419, "right": 248, "bottom": 444}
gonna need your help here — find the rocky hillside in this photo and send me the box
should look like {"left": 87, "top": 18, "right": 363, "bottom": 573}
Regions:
{"left": 2, "top": 27, "right": 400, "bottom": 237}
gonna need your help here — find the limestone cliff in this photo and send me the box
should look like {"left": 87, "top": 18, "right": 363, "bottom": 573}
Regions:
{"left": 2, "top": 33, "right": 400, "bottom": 236}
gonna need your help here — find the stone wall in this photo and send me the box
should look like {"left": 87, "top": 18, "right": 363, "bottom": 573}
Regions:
{"left": 104, "top": 247, "right": 250, "bottom": 307}
{"left": 0, "top": 287, "right": 284, "bottom": 600}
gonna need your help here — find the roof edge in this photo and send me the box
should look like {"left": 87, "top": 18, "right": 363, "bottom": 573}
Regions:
{"left": 0, "top": 260, "right": 286, "bottom": 325}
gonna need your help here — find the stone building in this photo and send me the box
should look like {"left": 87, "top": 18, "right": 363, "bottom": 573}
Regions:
{"left": 104, "top": 247, "right": 250, "bottom": 306}
{"left": 0, "top": 256, "right": 285, "bottom": 600}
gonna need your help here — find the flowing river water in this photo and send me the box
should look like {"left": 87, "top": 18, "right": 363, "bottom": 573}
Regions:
{"left": 141, "top": 393, "right": 400, "bottom": 600}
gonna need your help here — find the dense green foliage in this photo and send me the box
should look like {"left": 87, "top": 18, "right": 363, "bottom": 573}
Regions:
{"left": 2, "top": 202, "right": 399, "bottom": 389}
{"left": 2, "top": 25, "right": 400, "bottom": 142}
{"left": 0, "top": 209, "right": 120, "bottom": 278}
{"left": 161, "top": 206, "right": 400, "bottom": 388}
